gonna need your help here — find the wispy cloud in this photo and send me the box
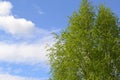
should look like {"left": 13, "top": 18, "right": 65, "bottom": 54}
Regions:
{"left": 0, "top": 62, "right": 49, "bottom": 80}
{"left": 0, "top": 1, "right": 56, "bottom": 79}
{"left": 0, "top": 73, "right": 48, "bottom": 80}
{"left": 0, "top": 35, "right": 54, "bottom": 64}
{"left": 0, "top": 0, "right": 56, "bottom": 64}
{"left": 34, "top": 5, "right": 44, "bottom": 15}
{"left": 38, "top": 10, "right": 44, "bottom": 15}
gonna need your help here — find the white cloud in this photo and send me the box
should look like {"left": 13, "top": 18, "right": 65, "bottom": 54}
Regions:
{"left": 0, "top": 16, "right": 35, "bottom": 35}
{"left": 0, "top": 73, "right": 47, "bottom": 80}
{"left": 0, "top": 1, "right": 55, "bottom": 79}
{"left": 0, "top": 1, "right": 56, "bottom": 64}
{"left": 0, "top": 1, "right": 12, "bottom": 16}
{"left": 0, "top": 1, "right": 36, "bottom": 35}
{"left": 0, "top": 38, "right": 53, "bottom": 64}
{"left": 0, "top": 31, "right": 54, "bottom": 64}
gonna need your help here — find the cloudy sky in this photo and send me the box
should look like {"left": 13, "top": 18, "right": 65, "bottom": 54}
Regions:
{"left": 0, "top": 0, "right": 119, "bottom": 80}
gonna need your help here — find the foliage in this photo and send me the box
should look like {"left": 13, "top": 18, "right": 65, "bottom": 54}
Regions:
{"left": 49, "top": 0, "right": 120, "bottom": 80}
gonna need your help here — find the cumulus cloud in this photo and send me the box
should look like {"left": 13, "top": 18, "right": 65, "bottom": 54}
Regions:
{"left": 0, "top": 16, "right": 35, "bottom": 35}
{"left": 0, "top": 1, "right": 36, "bottom": 35}
{"left": 0, "top": 73, "right": 47, "bottom": 80}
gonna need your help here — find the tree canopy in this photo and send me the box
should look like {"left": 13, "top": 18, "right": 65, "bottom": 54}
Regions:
{"left": 49, "top": 0, "right": 120, "bottom": 80}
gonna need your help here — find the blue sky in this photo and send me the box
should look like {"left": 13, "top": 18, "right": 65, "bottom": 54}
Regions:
{"left": 0, "top": 0, "right": 119, "bottom": 80}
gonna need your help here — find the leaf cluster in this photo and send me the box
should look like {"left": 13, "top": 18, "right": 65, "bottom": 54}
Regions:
{"left": 49, "top": 0, "right": 120, "bottom": 80}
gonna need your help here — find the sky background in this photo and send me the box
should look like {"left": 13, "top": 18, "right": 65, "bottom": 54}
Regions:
{"left": 0, "top": 0, "right": 119, "bottom": 80}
